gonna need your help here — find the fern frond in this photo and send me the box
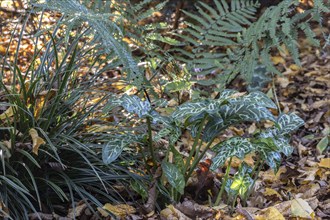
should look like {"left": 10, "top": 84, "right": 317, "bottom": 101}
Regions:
{"left": 172, "top": 0, "right": 259, "bottom": 86}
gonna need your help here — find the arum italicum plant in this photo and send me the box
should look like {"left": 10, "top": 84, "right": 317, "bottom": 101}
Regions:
{"left": 102, "top": 89, "right": 304, "bottom": 205}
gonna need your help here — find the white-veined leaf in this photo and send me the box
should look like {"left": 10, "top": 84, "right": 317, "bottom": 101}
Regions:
{"left": 229, "top": 91, "right": 277, "bottom": 109}
{"left": 277, "top": 113, "right": 304, "bottom": 135}
{"left": 211, "top": 137, "right": 254, "bottom": 170}
{"left": 102, "top": 140, "right": 126, "bottom": 164}
{"left": 161, "top": 161, "right": 185, "bottom": 194}
{"left": 220, "top": 103, "right": 276, "bottom": 123}
{"left": 120, "top": 95, "right": 151, "bottom": 118}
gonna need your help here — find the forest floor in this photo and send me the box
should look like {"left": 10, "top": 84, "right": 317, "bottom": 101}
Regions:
{"left": 0, "top": 0, "right": 329, "bottom": 219}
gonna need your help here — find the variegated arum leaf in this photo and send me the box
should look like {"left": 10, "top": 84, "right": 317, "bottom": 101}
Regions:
{"left": 162, "top": 161, "right": 185, "bottom": 194}
{"left": 229, "top": 91, "right": 277, "bottom": 109}
{"left": 170, "top": 145, "right": 185, "bottom": 173}
{"left": 277, "top": 113, "right": 304, "bottom": 135}
{"left": 230, "top": 174, "right": 253, "bottom": 196}
{"left": 120, "top": 95, "right": 151, "bottom": 118}
{"left": 172, "top": 99, "right": 220, "bottom": 121}
{"left": 202, "top": 113, "right": 224, "bottom": 142}
{"left": 211, "top": 137, "right": 254, "bottom": 170}
{"left": 255, "top": 141, "right": 282, "bottom": 172}
{"left": 258, "top": 129, "right": 293, "bottom": 156}
{"left": 273, "top": 136, "right": 293, "bottom": 156}
{"left": 220, "top": 102, "right": 276, "bottom": 124}
{"left": 102, "top": 139, "right": 127, "bottom": 164}
{"left": 231, "top": 163, "right": 253, "bottom": 196}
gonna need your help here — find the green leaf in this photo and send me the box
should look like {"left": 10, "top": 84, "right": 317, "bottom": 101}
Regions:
{"left": 120, "top": 95, "right": 151, "bottom": 118}
{"left": 277, "top": 113, "right": 304, "bottom": 135}
{"left": 202, "top": 114, "right": 224, "bottom": 141}
{"left": 229, "top": 91, "right": 277, "bottom": 109}
{"left": 316, "top": 136, "right": 329, "bottom": 155}
{"left": 161, "top": 161, "right": 185, "bottom": 194}
{"left": 170, "top": 145, "right": 185, "bottom": 173}
{"left": 220, "top": 102, "right": 276, "bottom": 124}
{"left": 102, "top": 140, "right": 126, "bottom": 164}
{"left": 131, "top": 180, "right": 148, "bottom": 200}
{"left": 211, "top": 137, "right": 254, "bottom": 170}
{"left": 172, "top": 100, "right": 220, "bottom": 121}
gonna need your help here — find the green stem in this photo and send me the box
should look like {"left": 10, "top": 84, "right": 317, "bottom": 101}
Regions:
{"left": 214, "top": 157, "right": 232, "bottom": 206}
{"left": 183, "top": 115, "right": 208, "bottom": 174}
{"left": 244, "top": 158, "right": 264, "bottom": 204}
{"left": 186, "top": 138, "right": 215, "bottom": 181}
{"left": 146, "top": 116, "right": 156, "bottom": 165}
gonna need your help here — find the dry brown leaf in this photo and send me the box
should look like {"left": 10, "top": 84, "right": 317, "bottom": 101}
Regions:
{"left": 259, "top": 166, "right": 286, "bottom": 183}
{"left": 101, "top": 203, "right": 136, "bottom": 218}
{"left": 311, "top": 100, "right": 330, "bottom": 109}
{"left": 263, "top": 188, "right": 282, "bottom": 201}
{"left": 29, "top": 128, "right": 45, "bottom": 155}
{"left": 160, "top": 205, "right": 190, "bottom": 220}
{"left": 256, "top": 207, "right": 285, "bottom": 220}
{"left": 276, "top": 77, "right": 290, "bottom": 88}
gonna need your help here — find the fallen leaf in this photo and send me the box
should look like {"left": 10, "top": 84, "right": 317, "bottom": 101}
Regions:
{"left": 263, "top": 188, "right": 282, "bottom": 201}
{"left": 318, "top": 158, "right": 330, "bottom": 169}
{"left": 276, "top": 77, "right": 290, "bottom": 88}
{"left": 257, "top": 207, "right": 285, "bottom": 220}
{"left": 291, "top": 198, "right": 315, "bottom": 219}
{"left": 160, "top": 205, "right": 190, "bottom": 220}
{"left": 316, "top": 136, "right": 329, "bottom": 155}
{"left": 271, "top": 56, "right": 286, "bottom": 65}
{"left": 29, "top": 128, "right": 45, "bottom": 155}
{"left": 102, "top": 203, "right": 136, "bottom": 218}
{"left": 0, "top": 106, "right": 14, "bottom": 120}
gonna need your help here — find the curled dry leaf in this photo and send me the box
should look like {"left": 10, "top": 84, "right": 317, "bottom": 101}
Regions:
{"left": 101, "top": 203, "right": 136, "bottom": 218}
{"left": 160, "top": 205, "right": 190, "bottom": 220}
{"left": 29, "top": 128, "right": 45, "bottom": 155}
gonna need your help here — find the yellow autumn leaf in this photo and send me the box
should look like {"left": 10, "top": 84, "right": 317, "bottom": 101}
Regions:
{"left": 29, "top": 128, "right": 45, "bottom": 155}
{"left": 271, "top": 56, "right": 285, "bottom": 65}
{"left": 102, "top": 203, "right": 136, "bottom": 218}
{"left": 0, "top": 106, "right": 14, "bottom": 120}
{"left": 318, "top": 158, "right": 330, "bottom": 169}
{"left": 291, "top": 198, "right": 315, "bottom": 219}
{"left": 289, "top": 64, "right": 301, "bottom": 71}
{"left": 257, "top": 207, "right": 285, "bottom": 220}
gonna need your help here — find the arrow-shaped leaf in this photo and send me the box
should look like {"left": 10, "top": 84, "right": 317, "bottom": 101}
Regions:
{"left": 162, "top": 161, "right": 185, "bottom": 194}
{"left": 211, "top": 137, "right": 254, "bottom": 170}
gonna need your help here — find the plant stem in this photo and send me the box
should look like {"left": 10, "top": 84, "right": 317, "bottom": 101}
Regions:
{"left": 183, "top": 115, "right": 207, "bottom": 175}
{"left": 244, "top": 158, "right": 264, "bottom": 204}
{"left": 186, "top": 138, "right": 215, "bottom": 181}
{"left": 214, "top": 157, "right": 232, "bottom": 206}
{"left": 146, "top": 116, "right": 156, "bottom": 165}
{"left": 272, "top": 75, "right": 281, "bottom": 114}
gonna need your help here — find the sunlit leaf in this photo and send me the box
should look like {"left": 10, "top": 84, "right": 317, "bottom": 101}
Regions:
{"left": 29, "top": 128, "right": 46, "bottom": 155}
{"left": 291, "top": 198, "right": 315, "bottom": 219}
{"left": 0, "top": 106, "right": 14, "bottom": 120}
{"left": 120, "top": 95, "right": 151, "bottom": 118}
{"left": 229, "top": 91, "right": 277, "bottom": 109}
